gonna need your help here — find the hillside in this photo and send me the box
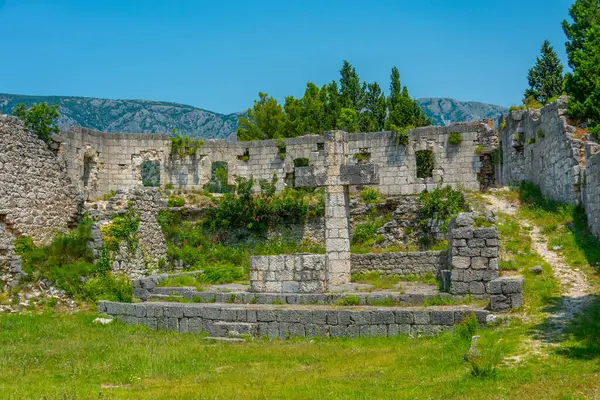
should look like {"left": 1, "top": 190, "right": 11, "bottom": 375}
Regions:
{"left": 0, "top": 93, "right": 507, "bottom": 140}
{"left": 418, "top": 97, "right": 508, "bottom": 126}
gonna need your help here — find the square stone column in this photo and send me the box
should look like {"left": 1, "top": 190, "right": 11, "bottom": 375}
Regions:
{"left": 325, "top": 185, "right": 351, "bottom": 285}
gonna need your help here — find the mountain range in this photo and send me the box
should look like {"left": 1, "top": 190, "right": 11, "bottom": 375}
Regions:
{"left": 0, "top": 93, "right": 508, "bottom": 140}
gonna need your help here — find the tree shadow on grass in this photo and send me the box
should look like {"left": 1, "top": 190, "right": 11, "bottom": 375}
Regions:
{"left": 552, "top": 294, "right": 600, "bottom": 360}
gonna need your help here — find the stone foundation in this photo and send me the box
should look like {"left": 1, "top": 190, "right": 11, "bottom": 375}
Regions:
{"left": 99, "top": 301, "right": 490, "bottom": 339}
{"left": 489, "top": 277, "right": 524, "bottom": 311}
{"left": 250, "top": 254, "right": 327, "bottom": 293}
{"left": 350, "top": 251, "right": 447, "bottom": 276}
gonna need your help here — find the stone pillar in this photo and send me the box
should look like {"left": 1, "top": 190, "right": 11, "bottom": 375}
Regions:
{"left": 324, "top": 130, "right": 351, "bottom": 285}
{"left": 448, "top": 212, "right": 499, "bottom": 296}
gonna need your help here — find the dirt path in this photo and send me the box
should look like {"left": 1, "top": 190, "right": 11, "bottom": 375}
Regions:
{"left": 482, "top": 192, "right": 591, "bottom": 339}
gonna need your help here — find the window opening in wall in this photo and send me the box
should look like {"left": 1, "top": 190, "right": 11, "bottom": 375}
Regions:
{"left": 141, "top": 160, "right": 161, "bottom": 187}
{"left": 416, "top": 150, "right": 434, "bottom": 179}
{"left": 83, "top": 156, "right": 96, "bottom": 188}
{"left": 353, "top": 149, "right": 371, "bottom": 164}
{"left": 284, "top": 172, "right": 295, "bottom": 188}
{"left": 294, "top": 158, "right": 309, "bottom": 168}
{"left": 205, "top": 161, "right": 229, "bottom": 193}
{"left": 317, "top": 142, "right": 325, "bottom": 151}
{"left": 237, "top": 148, "right": 250, "bottom": 162}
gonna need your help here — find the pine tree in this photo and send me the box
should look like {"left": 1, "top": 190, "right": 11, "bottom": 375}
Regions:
{"left": 337, "top": 108, "right": 359, "bottom": 133}
{"left": 237, "top": 92, "right": 287, "bottom": 141}
{"left": 361, "top": 82, "right": 387, "bottom": 131}
{"left": 386, "top": 67, "right": 430, "bottom": 129}
{"left": 562, "top": 0, "right": 600, "bottom": 138}
{"left": 524, "top": 40, "right": 564, "bottom": 104}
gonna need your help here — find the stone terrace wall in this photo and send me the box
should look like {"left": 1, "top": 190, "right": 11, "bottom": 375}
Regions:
{"left": 350, "top": 251, "right": 447, "bottom": 277}
{"left": 0, "top": 116, "right": 81, "bottom": 286}
{"left": 498, "top": 97, "right": 593, "bottom": 205}
{"left": 99, "top": 301, "right": 490, "bottom": 338}
{"left": 58, "top": 121, "right": 498, "bottom": 198}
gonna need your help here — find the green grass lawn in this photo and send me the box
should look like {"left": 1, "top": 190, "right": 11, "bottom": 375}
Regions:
{"left": 2, "top": 184, "right": 600, "bottom": 399}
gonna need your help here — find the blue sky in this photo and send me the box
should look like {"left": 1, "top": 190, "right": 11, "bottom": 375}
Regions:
{"left": 0, "top": 0, "right": 573, "bottom": 114}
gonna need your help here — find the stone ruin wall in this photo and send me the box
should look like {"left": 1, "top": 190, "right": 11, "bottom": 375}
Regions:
{"left": 498, "top": 97, "right": 600, "bottom": 238}
{"left": 583, "top": 148, "right": 600, "bottom": 239}
{"left": 57, "top": 121, "right": 498, "bottom": 199}
{"left": 0, "top": 116, "right": 81, "bottom": 287}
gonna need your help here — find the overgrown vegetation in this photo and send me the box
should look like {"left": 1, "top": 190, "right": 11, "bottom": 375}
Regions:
{"left": 170, "top": 128, "right": 204, "bottom": 157}
{"left": 418, "top": 186, "right": 467, "bottom": 233}
{"left": 358, "top": 187, "right": 380, "bottom": 203}
{"left": 448, "top": 132, "right": 463, "bottom": 145}
{"left": 12, "top": 102, "right": 60, "bottom": 143}
{"left": 415, "top": 150, "right": 434, "bottom": 178}
{"left": 13, "top": 218, "right": 132, "bottom": 303}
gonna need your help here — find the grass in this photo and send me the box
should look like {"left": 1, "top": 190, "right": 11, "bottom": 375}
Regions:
{"left": 157, "top": 274, "right": 205, "bottom": 291}
{"left": 351, "top": 272, "right": 401, "bottom": 290}
{"left": 4, "top": 311, "right": 600, "bottom": 399}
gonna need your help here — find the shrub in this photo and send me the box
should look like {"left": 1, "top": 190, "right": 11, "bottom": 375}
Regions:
{"left": 418, "top": 186, "right": 467, "bottom": 233}
{"left": 448, "top": 132, "right": 463, "bottom": 145}
{"left": 170, "top": 128, "right": 204, "bottom": 157}
{"left": 475, "top": 145, "right": 484, "bottom": 154}
{"left": 500, "top": 121, "right": 507, "bottom": 130}
{"left": 168, "top": 195, "right": 185, "bottom": 207}
{"left": 100, "top": 207, "right": 140, "bottom": 253}
{"left": 415, "top": 150, "right": 434, "bottom": 178}
{"left": 80, "top": 274, "right": 132, "bottom": 303}
{"left": 391, "top": 125, "right": 411, "bottom": 146}
{"left": 528, "top": 137, "right": 536, "bottom": 145}
{"left": 164, "top": 183, "right": 174, "bottom": 190}
{"left": 455, "top": 312, "right": 479, "bottom": 342}
{"left": 12, "top": 102, "right": 60, "bottom": 143}
{"left": 352, "top": 222, "right": 378, "bottom": 245}
{"left": 537, "top": 129, "right": 545, "bottom": 138}
{"left": 353, "top": 152, "right": 371, "bottom": 164}
{"left": 359, "top": 187, "right": 380, "bottom": 203}
{"left": 101, "top": 190, "right": 117, "bottom": 201}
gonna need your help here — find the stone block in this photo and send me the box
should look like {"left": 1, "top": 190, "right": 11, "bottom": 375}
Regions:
{"left": 468, "top": 239, "right": 486, "bottom": 248}
{"left": 469, "top": 281, "right": 486, "bottom": 294}
{"left": 350, "top": 311, "right": 370, "bottom": 325}
{"left": 455, "top": 213, "right": 474, "bottom": 227}
{"left": 452, "top": 256, "right": 471, "bottom": 269}
{"left": 471, "top": 257, "right": 489, "bottom": 269}
{"left": 473, "top": 228, "right": 498, "bottom": 239}
{"left": 413, "top": 311, "right": 430, "bottom": 325}
{"left": 371, "top": 310, "right": 395, "bottom": 325}
{"left": 430, "top": 310, "right": 454, "bottom": 326}
{"left": 256, "top": 310, "right": 276, "bottom": 322}
{"left": 451, "top": 281, "right": 469, "bottom": 294}
{"left": 451, "top": 227, "right": 474, "bottom": 239}
{"left": 502, "top": 277, "right": 524, "bottom": 294}
{"left": 481, "top": 247, "right": 499, "bottom": 257}
{"left": 510, "top": 293, "right": 524, "bottom": 309}
{"left": 489, "top": 279, "right": 503, "bottom": 295}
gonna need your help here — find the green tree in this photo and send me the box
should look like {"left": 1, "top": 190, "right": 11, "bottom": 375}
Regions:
{"left": 562, "top": 0, "right": 600, "bottom": 138}
{"left": 386, "top": 67, "right": 430, "bottom": 129}
{"left": 337, "top": 108, "right": 359, "bottom": 133}
{"left": 12, "top": 102, "right": 60, "bottom": 142}
{"left": 361, "top": 82, "right": 387, "bottom": 131}
{"left": 524, "top": 40, "right": 564, "bottom": 104}
{"left": 322, "top": 81, "right": 341, "bottom": 130}
{"left": 339, "top": 60, "right": 364, "bottom": 111}
{"left": 237, "top": 92, "right": 287, "bottom": 141}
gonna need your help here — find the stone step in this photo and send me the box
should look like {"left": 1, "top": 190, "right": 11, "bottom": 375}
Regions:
{"left": 203, "top": 336, "right": 246, "bottom": 343}
{"left": 209, "top": 321, "right": 257, "bottom": 338}
{"left": 146, "top": 288, "right": 460, "bottom": 307}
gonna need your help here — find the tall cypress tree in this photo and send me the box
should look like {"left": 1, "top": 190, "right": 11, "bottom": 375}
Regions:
{"left": 524, "top": 40, "right": 564, "bottom": 104}
{"left": 339, "top": 60, "right": 364, "bottom": 111}
{"left": 562, "top": 0, "right": 600, "bottom": 138}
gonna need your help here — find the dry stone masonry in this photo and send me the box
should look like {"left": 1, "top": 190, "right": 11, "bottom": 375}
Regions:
{"left": 0, "top": 116, "right": 81, "bottom": 287}
{"left": 250, "top": 255, "right": 327, "bottom": 293}
{"left": 350, "top": 251, "right": 447, "bottom": 277}
{"left": 448, "top": 212, "right": 501, "bottom": 296}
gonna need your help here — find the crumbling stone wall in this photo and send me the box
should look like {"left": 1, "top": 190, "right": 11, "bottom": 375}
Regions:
{"left": 58, "top": 122, "right": 498, "bottom": 198}
{"left": 0, "top": 116, "right": 81, "bottom": 286}
{"left": 498, "top": 97, "right": 592, "bottom": 205}
{"left": 86, "top": 188, "right": 167, "bottom": 278}
{"left": 583, "top": 147, "right": 600, "bottom": 239}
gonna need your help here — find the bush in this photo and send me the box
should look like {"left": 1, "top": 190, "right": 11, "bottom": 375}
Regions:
{"left": 352, "top": 222, "right": 378, "bottom": 245}
{"left": 391, "top": 124, "right": 411, "bottom": 146}
{"left": 455, "top": 312, "right": 479, "bottom": 342}
{"left": 12, "top": 102, "right": 60, "bottom": 143}
{"left": 416, "top": 150, "right": 434, "bottom": 178}
{"left": 536, "top": 129, "right": 545, "bottom": 138}
{"left": 170, "top": 128, "right": 204, "bottom": 157}
{"left": 80, "top": 274, "right": 132, "bottom": 303}
{"left": 475, "top": 145, "right": 484, "bottom": 154}
{"left": 418, "top": 186, "right": 467, "bottom": 233}
{"left": 335, "top": 295, "right": 360, "bottom": 306}
{"left": 528, "top": 137, "right": 536, "bottom": 145}
{"left": 359, "top": 187, "right": 380, "bottom": 203}
{"left": 168, "top": 195, "right": 185, "bottom": 207}
{"left": 448, "top": 132, "right": 463, "bottom": 145}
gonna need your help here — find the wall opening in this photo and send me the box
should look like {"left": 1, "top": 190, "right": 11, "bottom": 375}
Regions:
{"left": 141, "top": 160, "right": 161, "bottom": 187}
{"left": 237, "top": 148, "right": 250, "bottom": 162}
{"left": 206, "top": 162, "right": 229, "bottom": 193}
{"left": 317, "top": 143, "right": 325, "bottom": 151}
{"left": 353, "top": 149, "right": 371, "bottom": 165}
{"left": 416, "top": 150, "right": 434, "bottom": 179}
{"left": 284, "top": 172, "right": 295, "bottom": 188}
{"left": 82, "top": 154, "right": 99, "bottom": 189}
{"left": 294, "top": 158, "right": 309, "bottom": 168}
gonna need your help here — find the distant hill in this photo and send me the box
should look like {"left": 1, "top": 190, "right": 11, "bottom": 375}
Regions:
{"left": 417, "top": 98, "right": 508, "bottom": 126}
{"left": 0, "top": 94, "right": 242, "bottom": 140}
{"left": 0, "top": 93, "right": 508, "bottom": 140}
